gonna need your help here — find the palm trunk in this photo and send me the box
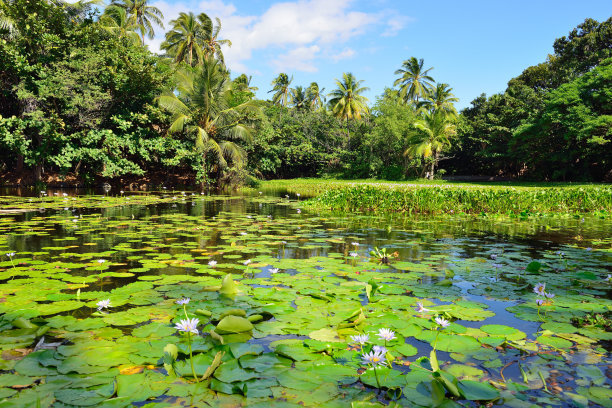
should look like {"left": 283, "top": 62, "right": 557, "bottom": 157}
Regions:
{"left": 346, "top": 116, "right": 350, "bottom": 151}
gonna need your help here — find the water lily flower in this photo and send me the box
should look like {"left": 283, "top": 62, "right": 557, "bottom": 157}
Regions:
{"left": 296, "top": 193, "right": 300, "bottom": 197}
{"left": 96, "top": 299, "right": 111, "bottom": 311}
{"left": 243, "top": 259, "right": 251, "bottom": 266}
{"left": 176, "top": 298, "right": 190, "bottom": 305}
{"left": 285, "top": 195, "right": 289, "bottom": 198}
{"left": 259, "top": 191, "right": 262, "bottom": 195}
{"left": 415, "top": 302, "right": 430, "bottom": 313}
{"left": 492, "top": 263, "right": 503, "bottom": 269}
{"left": 349, "top": 252, "right": 359, "bottom": 258}
{"left": 361, "top": 350, "right": 387, "bottom": 367}
{"left": 434, "top": 316, "right": 450, "bottom": 328}
{"left": 350, "top": 334, "right": 369, "bottom": 345}
{"left": 270, "top": 268, "right": 279, "bottom": 274}
{"left": 208, "top": 260, "right": 217, "bottom": 267}
{"left": 536, "top": 298, "right": 545, "bottom": 306}
{"left": 606, "top": 274, "right": 612, "bottom": 282}
{"left": 351, "top": 242, "right": 360, "bottom": 246}
{"left": 490, "top": 254, "right": 497, "bottom": 259}
{"left": 586, "top": 247, "right": 592, "bottom": 251}
{"left": 175, "top": 318, "right": 199, "bottom": 335}
{"left": 372, "top": 345, "right": 388, "bottom": 354}
{"left": 6, "top": 252, "right": 15, "bottom": 257}
{"left": 533, "top": 283, "right": 546, "bottom": 295}
{"left": 377, "top": 328, "right": 396, "bottom": 341}
{"left": 97, "top": 259, "right": 106, "bottom": 264}
{"left": 297, "top": 209, "right": 301, "bottom": 214}
{"left": 545, "top": 292, "right": 555, "bottom": 299}
{"left": 240, "top": 232, "right": 248, "bottom": 236}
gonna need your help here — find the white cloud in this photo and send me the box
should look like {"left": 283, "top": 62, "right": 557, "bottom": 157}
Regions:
{"left": 381, "top": 15, "right": 413, "bottom": 37}
{"left": 331, "top": 47, "right": 355, "bottom": 62}
{"left": 147, "top": 0, "right": 410, "bottom": 73}
{"left": 273, "top": 45, "right": 320, "bottom": 73}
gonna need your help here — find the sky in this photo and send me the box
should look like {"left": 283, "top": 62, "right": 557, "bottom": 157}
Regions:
{"left": 144, "top": 0, "right": 612, "bottom": 110}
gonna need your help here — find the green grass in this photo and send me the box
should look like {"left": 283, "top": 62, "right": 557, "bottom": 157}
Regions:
{"left": 255, "top": 179, "right": 612, "bottom": 214}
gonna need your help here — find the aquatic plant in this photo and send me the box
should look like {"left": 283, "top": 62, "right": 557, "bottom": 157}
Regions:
{"left": 174, "top": 318, "right": 200, "bottom": 382}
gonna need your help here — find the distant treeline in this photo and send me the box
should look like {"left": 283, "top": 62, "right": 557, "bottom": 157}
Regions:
{"left": 0, "top": 0, "right": 610, "bottom": 186}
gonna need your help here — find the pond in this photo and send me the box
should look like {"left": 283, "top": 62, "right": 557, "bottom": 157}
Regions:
{"left": 0, "top": 192, "right": 610, "bottom": 407}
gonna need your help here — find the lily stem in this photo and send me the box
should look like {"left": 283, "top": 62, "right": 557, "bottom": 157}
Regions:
{"left": 187, "top": 332, "right": 199, "bottom": 382}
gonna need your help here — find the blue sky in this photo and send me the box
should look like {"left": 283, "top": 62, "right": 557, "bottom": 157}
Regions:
{"left": 146, "top": 0, "right": 611, "bottom": 110}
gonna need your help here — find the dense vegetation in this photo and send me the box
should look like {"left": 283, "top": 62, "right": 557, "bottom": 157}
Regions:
{"left": 0, "top": 0, "right": 610, "bottom": 186}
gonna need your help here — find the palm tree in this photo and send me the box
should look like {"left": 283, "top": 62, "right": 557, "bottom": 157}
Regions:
{"left": 418, "top": 83, "right": 459, "bottom": 116}
{"left": 199, "top": 14, "right": 231, "bottom": 64}
{"left": 157, "top": 57, "right": 260, "bottom": 185}
{"left": 404, "top": 110, "right": 456, "bottom": 178}
{"left": 327, "top": 72, "right": 369, "bottom": 147}
{"left": 306, "top": 82, "right": 325, "bottom": 111}
{"left": 99, "top": 5, "right": 143, "bottom": 45}
{"left": 394, "top": 57, "right": 435, "bottom": 105}
{"left": 161, "top": 12, "right": 206, "bottom": 66}
{"left": 269, "top": 73, "right": 293, "bottom": 120}
{"left": 0, "top": 0, "right": 16, "bottom": 39}
{"left": 291, "top": 86, "right": 307, "bottom": 111}
{"left": 111, "top": 0, "right": 164, "bottom": 45}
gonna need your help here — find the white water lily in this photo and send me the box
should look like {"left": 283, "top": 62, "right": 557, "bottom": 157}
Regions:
{"left": 208, "top": 260, "right": 217, "bottom": 267}
{"left": 175, "top": 318, "right": 199, "bottom": 335}
{"left": 96, "top": 299, "right": 111, "bottom": 311}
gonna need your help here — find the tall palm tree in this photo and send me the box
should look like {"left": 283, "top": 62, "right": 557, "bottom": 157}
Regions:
{"left": 111, "top": 0, "right": 163, "bottom": 45}
{"left": 269, "top": 73, "right": 293, "bottom": 120}
{"left": 157, "top": 57, "right": 260, "bottom": 184}
{"left": 405, "top": 110, "right": 456, "bottom": 178}
{"left": 291, "top": 86, "right": 307, "bottom": 111}
{"left": 327, "top": 72, "right": 369, "bottom": 147}
{"left": 306, "top": 82, "right": 325, "bottom": 111}
{"left": 394, "top": 57, "right": 435, "bottom": 105}
{"left": 161, "top": 12, "right": 206, "bottom": 66}
{"left": 418, "top": 83, "right": 459, "bottom": 116}
{"left": 99, "top": 5, "right": 143, "bottom": 45}
{"left": 199, "top": 14, "right": 231, "bottom": 64}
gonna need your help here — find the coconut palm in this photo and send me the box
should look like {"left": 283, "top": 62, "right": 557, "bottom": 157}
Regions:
{"left": 161, "top": 12, "right": 206, "bottom": 66}
{"left": 404, "top": 110, "right": 456, "bottom": 178}
{"left": 199, "top": 14, "right": 231, "bottom": 64}
{"left": 306, "top": 82, "right": 325, "bottom": 111}
{"left": 327, "top": 72, "right": 369, "bottom": 147}
{"left": 157, "top": 57, "right": 260, "bottom": 184}
{"left": 111, "top": 0, "right": 163, "bottom": 44}
{"left": 0, "top": 0, "right": 16, "bottom": 39}
{"left": 418, "top": 83, "right": 459, "bottom": 116}
{"left": 269, "top": 73, "right": 293, "bottom": 120}
{"left": 291, "top": 86, "right": 307, "bottom": 111}
{"left": 394, "top": 57, "right": 435, "bottom": 105}
{"left": 99, "top": 5, "right": 143, "bottom": 45}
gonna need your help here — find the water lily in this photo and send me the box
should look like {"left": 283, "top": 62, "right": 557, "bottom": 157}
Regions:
{"left": 176, "top": 298, "right": 190, "bottom": 305}
{"left": 361, "top": 349, "right": 387, "bottom": 367}
{"left": 297, "top": 209, "right": 301, "bottom": 214}
{"left": 351, "top": 242, "right": 360, "bottom": 246}
{"left": 175, "top": 318, "right": 199, "bottom": 335}
{"left": 606, "top": 274, "right": 612, "bottom": 282}
{"left": 296, "top": 193, "right": 300, "bottom": 197}
{"left": 97, "top": 259, "right": 106, "bottom": 264}
{"left": 350, "top": 334, "right": 369, "bottom": 345}
{"left": 96, "top": 299, "right": 111, "bottom": 311}
{"left": 434, "top": 316, "right": 450, "bottom": 328}
{"left": 376, "top": 328, "right": 396, "bottom": 341}
{"left": 533, "top": 283, "right": 546, "bottom": 295}
{"left": 270, "top": 268, "right": 279, "bottom": 274}
{"left": 536, "top": 298, "right": 545, "bottom": 306}
{"left": 372, "top": 345, "right": 388, "bottom": 354}
{"left": 544, "top": 292, "right": 555, "bottom": 299}
{"left": 208, "top": 260, "right": 217, "bottom": 267}
{"left": 6, "top": 252, "right": 15, "bottom": 257}
{"left": 349, "top": 252, "right": 359, "bottom": 258}
{"left": 243, "top": 259, "right": 252, "bottom": 266}
{"left": 415, "top": 302, "right": 430, "bottom": 313}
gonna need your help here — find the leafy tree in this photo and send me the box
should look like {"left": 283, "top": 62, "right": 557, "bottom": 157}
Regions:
{"left": 199, "top": 14, "right": 231, "bottom": 64}
{"left": 291, "top": 85, "right": 307, "bottom": 111}
{"left": 99, "top": 5, "right": 143, "bottom": 45}
{"left": 269, "top": 73, "right": 293, "bottom": 120}
{"left": 406, "top": 110, "right": 456, "bottom": 178}
{"left": 394, "top": 57, "right": 434, "bottom": 105}
{"left": 418, "top": 83, "right": 458, "bottom": 117}
{"left": 161, "top": 12, "right": 207, "bottom": 66}
{"left": 306, "top": 82, "right": 325, "bottom": 111}
{"left": 110, "top": 0, "right": 164, "bottom": 44}
{"left": 157, "top": 57, "right": 260, "bottom": 185}
{"left": 327, "top": 72, "right": 369, "bottom": 147}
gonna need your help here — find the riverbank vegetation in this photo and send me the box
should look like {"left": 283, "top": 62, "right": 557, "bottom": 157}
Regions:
{"left": 0, "top": 1, "right": 610, "bottom": 188}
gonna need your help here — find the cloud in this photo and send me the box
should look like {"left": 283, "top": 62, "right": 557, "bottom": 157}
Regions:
{"left": 272, "top": 45, "right": 320, "bottom": 73}
{"left": 331, "top": 47, "right": 355, "bottom": 62}
{"left": 381, "top": 15, "right": 413, "bottom": 37}
{"left": 147, "top": 0, "right": 411, "bottom": 73}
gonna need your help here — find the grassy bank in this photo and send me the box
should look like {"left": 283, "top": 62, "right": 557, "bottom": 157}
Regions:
{"left": 258, "top": 179, "right": 612, "bottom": 214}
